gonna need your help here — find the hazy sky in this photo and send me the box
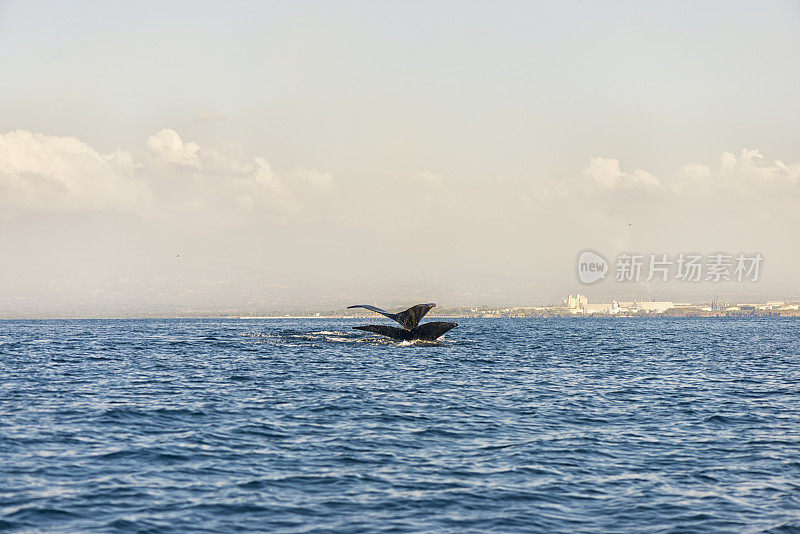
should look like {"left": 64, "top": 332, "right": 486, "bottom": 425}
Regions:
{"left": 2, "top": 1, "right": 799, "bottom": 317}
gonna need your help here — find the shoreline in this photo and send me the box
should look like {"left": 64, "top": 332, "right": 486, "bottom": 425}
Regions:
{"left": 228, "top": 312, "right": 800, "bottom": 319}
{"left": 3, "top": 312, "right": 799, "bottom": 321}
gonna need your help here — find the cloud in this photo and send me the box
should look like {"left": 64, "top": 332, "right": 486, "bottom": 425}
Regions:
{"left": 717, "top": 148, "right": 800, "bottom": 186}
{"left": 146, "top": 128, "right": 201, "bottom": 167}
{"left": 282, "top": 167, "right": 335, "bottom": 196}
{"left": 0, "top": 129, "right": 334, "bottom": 219}
{"left": 584, "top": 157, "right": 661, "bottom": 189}
{"left": 670, "top": 149, "right": 800, "bottom": 197}
{"left": 236, "top": 156, "right": 300, "bottom": 214}
{"left": 520, "top": 157, "right": 663, "bottom": 209}
{"left": 0, "top": 130, "right": 151, "bottom": 212}
{"left": 192, "top": 111, "right": 226, "bottom": 122}
{"left": 4, "top": 129, "right": 796, "bottom": 241}
{"left": 523, "top": 149, "right": 800, "bottom": 209}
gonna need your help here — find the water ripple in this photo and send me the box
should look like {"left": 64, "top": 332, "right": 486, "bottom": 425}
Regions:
{"left": 1, "top": 317, "right": 799, "bottom": 532}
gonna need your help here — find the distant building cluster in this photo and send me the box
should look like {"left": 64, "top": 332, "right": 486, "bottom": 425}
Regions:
{"left": 564, "top": 294, "right": 674, "bottom": 315}
{"left": 261, "top": 298, "right": 800, "bottom": 319}
{"left": 563, "top": 294, "right": 799, "bottom": 316}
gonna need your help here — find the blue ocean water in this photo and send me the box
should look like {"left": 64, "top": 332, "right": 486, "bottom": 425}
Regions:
{"left": 1, "top": 318, "right": 799, "bottom": 533}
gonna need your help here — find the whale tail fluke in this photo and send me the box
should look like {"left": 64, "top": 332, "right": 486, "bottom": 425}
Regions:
{"left": 347, "top": 303, "right": 435, "bottom": 330}
{"left": 393, "top": 303, "right": 436, "bottom": 329}
{"left": 349, "top": 302, "right": 456, "bottom": 341}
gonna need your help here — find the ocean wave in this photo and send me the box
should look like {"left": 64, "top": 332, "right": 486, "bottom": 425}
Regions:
{"left": 1, "top": 317, "right": 798, "bottom": 532}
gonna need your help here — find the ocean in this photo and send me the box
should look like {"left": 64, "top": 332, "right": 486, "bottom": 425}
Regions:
{"left": 1, "top": 318, "right": 799, "bottom": 532}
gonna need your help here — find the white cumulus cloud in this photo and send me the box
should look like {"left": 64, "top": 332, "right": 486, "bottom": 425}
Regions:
{"left": 0, "top": 129, "right": 334, "bottom": 219}
{"left": 584, "top": 157, "right": 661, "bottom": 189}
{"left": 0, "top": 130, "right": 151, "bottom": 212}
{"left": 673, "top": 148, "right": 800, "bottom": 195}
{"left": 520, "top": 149, "right": 800, "bottom": 220}
{"left": 146, "top": 129, "right": 201, "bottom": 167}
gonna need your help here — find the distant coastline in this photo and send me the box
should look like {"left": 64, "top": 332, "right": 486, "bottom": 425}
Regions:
{"left": 223, "top": 295, "right": 800, "bottom": 319}
{"left": 228, "top": 307, "right": 800, "bottom": 320}
{"left": 6, "top": 300, "right": 798, "bottom": 321}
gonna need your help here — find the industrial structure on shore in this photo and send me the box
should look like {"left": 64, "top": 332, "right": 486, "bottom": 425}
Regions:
{"left": 561, "top": 294, "right": 798, "bottom": 316}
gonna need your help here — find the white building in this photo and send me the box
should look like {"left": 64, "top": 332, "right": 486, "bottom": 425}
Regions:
{"left": 564, "top": 294, "right": 619, "bottom": 314}
{"left": 564, "top": 295, "right": 674, "bottom": 314}
{"left": 565, "top": 294, "right": 588, "bottom": 311}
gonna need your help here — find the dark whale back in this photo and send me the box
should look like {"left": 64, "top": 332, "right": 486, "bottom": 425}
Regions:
{"left": 412, "top": 321, "right": 458, "bottom": 341}
{"left": 353, "top": 324, "right": 413, "bottom": 341}
{"left": 354, "top": 321, "right": 457, "bottom": 341}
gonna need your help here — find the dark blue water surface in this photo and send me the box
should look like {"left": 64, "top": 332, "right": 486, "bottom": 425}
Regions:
{"left": 1, "top": 318, "right": 799, "bottom": 533}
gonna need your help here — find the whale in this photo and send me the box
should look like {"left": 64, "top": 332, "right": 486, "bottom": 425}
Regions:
{"left": 348, "top": 303, "right": 457, "bottom": 341}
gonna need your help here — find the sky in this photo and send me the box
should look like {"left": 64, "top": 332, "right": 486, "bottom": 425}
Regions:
{"left": 1, "top": 0, "right": 799, "bottom": 317}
